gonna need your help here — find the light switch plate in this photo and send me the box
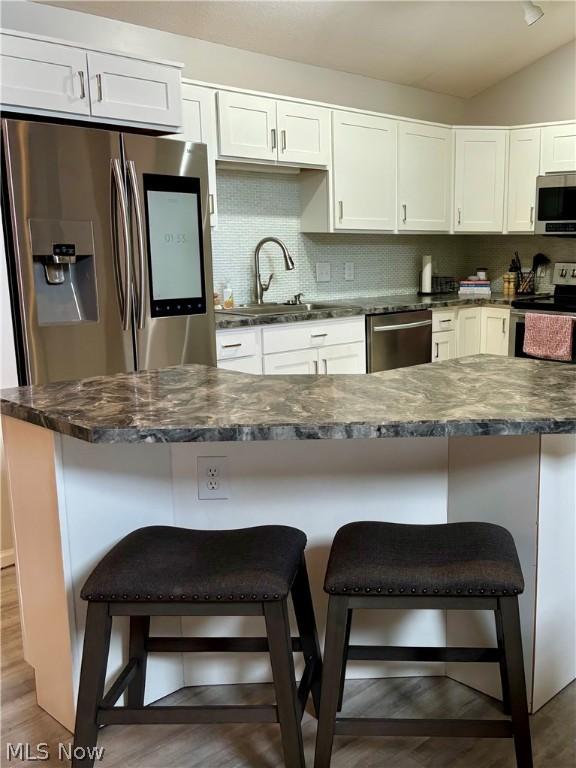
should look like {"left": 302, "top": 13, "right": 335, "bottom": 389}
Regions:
{"left": 344, "top": 262, "right": 355, "bottom": 281}
{"left": 316, "top": 262, "right": 331, "bottom": 282}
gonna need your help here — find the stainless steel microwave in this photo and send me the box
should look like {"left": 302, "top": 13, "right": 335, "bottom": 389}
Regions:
{"left": 535, "top": 173, "right": 576, "bottom": 235}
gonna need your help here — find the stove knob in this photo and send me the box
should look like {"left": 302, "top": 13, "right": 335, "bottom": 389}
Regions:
{"left": 572, "top": 269, "right": 576, "bottom": 279}
{"left": 560, "top": 269, "right": 567, "bottom": 278}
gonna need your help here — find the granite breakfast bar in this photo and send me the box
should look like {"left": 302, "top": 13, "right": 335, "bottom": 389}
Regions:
{"left": 1, "top": 355, "right": 575, "bottom": 732}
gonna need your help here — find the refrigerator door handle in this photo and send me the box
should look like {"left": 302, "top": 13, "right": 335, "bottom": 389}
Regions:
{"left": 126, "top": 160, "right": 146, "bottom": 330}
{"left": 110, "top": 158, "right": 132, "bottom": 331}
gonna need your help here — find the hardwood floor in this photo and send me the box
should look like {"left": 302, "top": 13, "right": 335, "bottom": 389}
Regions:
{"left": 1, "top": 565, "right": 574, "bottom": 767}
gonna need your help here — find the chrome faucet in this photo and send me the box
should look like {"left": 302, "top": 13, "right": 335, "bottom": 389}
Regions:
{"left": 254, "top": 237, "right": 295, "bottom": 304}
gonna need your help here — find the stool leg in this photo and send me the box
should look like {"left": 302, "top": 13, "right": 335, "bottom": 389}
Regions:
{"left": 498, "top": 597, "right": 533, "bottom": 768}
{"left": 494, "top": 607, "right": 511, "bottom": 715}
{"left": 127, "top": 616, "right": 150, "bottom": 707}
{"left": 264, "top": 600, "right": 306, "bottom": 768}
{"left": 72, "top": 603, "right": 112, "bottom": 768}
{"left": 291, "top": 557, "right": 323, "bottom": 717}
{"left": 314, "top": 596, "right": 349, "bottom": 768}
{"left": 336, "top": 609, "right": 352, "bottom": 713}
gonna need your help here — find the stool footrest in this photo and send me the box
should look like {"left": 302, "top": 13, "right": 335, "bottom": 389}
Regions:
{"left": 145, "top": 636, "right": 302, "bottom": 653}
{"left": 347, "top": 645, "right": 500, "bottom": 663}
{"left": 334, "top": 717, "right": 513, "bottom": 739}
{"left": 98, "top": 704, "right": 279, "bottom": 726}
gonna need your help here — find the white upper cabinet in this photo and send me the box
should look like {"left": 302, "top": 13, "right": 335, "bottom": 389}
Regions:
{"left": 507, "top": 128, "right": 541, "bottom": 233}
{"left": 541, "top": 123, "right": 576, "bottom": 173}
{"left": 217, "top": 91, "right": 277, "bottom": 161}
{"left": 168, "top": 83, "right": 218, "bottom": 226}
{"left": 0, "top": 33, "right": 90, "bottom": 116}
{"left": 86, "top": 52, "right": 181, "bottom": 128}
{"left": 454, "top": 129, "right": 507, "bottom": 232}
{"left": 276, "top": 100, "right": 330, "bottom": 166}
{"left": 332, "top": 111, "right": 397, "bottom": 231}
{"left": 0, "top": 31, "right": 183, "bottom": 130}
{"left": 397, "top": 122, "right": 452, "bottom": 231}
{"left": 217, "top": 91, "right": 330, "bottom": 166}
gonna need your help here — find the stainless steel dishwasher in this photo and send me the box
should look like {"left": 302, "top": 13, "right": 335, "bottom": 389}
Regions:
{"left": 367, "top": 310, "right": 432, "bottom": 372}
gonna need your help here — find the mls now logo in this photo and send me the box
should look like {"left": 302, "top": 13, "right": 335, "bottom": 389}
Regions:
{"left": 6, "top": 743, "right": 105, "bottom": 761}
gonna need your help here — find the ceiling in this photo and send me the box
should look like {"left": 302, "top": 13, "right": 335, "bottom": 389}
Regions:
{"left": 39, "top": 1, "right": 576, "bottom": 98}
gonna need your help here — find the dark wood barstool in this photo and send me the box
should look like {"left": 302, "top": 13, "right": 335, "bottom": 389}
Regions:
{"left": 72, "top": 525, "right": 322, "bottom": 768}
{"left": 315, "top": 521, "right": 533, "bottom": 768}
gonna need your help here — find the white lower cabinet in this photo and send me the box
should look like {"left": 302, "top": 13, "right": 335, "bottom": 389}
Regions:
{"left": 456, "top": 307, "right": 483, "bottom": 357}
{"left": 263, "top": 348, "right": 319, "bottom": 375}
{"left": 432, "top": 331, "right": 456, "bottom": 362}
{"left": 319, "top": 342, "right": 366, "bottom": 374}
{"left": 481, "top": 307, "right": 510, "bottom": 356}
{"left": 217, "top": 356, "right": 262, "bottom": 374}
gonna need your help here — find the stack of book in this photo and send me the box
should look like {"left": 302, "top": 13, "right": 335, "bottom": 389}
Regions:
{"left": 458, "top": 279, "right": 492, "bottom": 297}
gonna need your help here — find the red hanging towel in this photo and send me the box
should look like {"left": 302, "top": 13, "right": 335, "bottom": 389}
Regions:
{"left": 523, "top": 312, "right": 575, "bottom": 362}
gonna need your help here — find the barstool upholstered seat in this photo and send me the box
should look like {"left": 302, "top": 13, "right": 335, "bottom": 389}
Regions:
{"left": 324, "top": 521, "right": 524, "bottom": 596}
{"left": 81, "top": 525, "right": 307, "bottom": 602}
{"left": 73, "top": 525, "right": 322, "bottom": 768}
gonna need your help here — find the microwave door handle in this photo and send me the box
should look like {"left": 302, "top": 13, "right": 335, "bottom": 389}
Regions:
{"left": 110, "top": 159, "right": 132, "bottom": 330}
{"left": 127, "top": 160, "right": 146, "bottom": 331}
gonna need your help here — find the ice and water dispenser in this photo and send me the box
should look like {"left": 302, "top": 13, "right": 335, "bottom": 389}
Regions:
{"left": 29, "top": 219, "right": 98, "bottom": 325}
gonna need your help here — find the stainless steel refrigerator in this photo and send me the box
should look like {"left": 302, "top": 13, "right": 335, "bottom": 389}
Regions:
{"left": 2, "top": 119, "right": 216, "bottom": 386}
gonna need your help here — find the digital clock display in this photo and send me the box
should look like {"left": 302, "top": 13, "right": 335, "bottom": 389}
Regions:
{"left": 143, "top": 173, "right": 207, "bottom": 318}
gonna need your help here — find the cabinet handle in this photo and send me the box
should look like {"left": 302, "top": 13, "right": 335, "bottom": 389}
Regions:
{"left": 435, "top": 342, "right": 439, "bottom": 359}
{"left": 502, "top": 318, "right": 506, "bottom": 335}
{"left": 96, "top": 73, "right": 103, "bottom": 102}
{"left": 530, "top": 205, "right": 534, "bottom": 225}
{"left": 271, "top": 128, "right": 277, "bottom": 150}
{"left": 78, "top": 70, "right": 86, "bottom": 99}
{"left": 440, "top": 319, "right": 451, "bottom": 324}
{"left": 281, "top": 129, "right": 287, "bottom": 152}
{"left": 323, "top": 358, "right": 328, "bottom": 374}
{"left": 311, "top": 333, "right": 328, "bottom": 338}
{"left": 338, "top": 200, "right": 344, "bottom": 222}
{"left": 457, "top": 207, "right": 462, "bottom": 225}
{"left": 313, "top": 359, "right": 318, "bottom": 374}
{"left": 402, "top": 203, "right": 407, "bottom": 223}
{"left": 222, "top": 343, "right": 242, "bottom": 349}
{"left": 209, "top": 193, "right": 215, "bottom": 215}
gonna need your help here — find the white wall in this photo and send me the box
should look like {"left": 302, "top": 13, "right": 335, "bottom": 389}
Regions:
{"left": 464, "top": 40, "right": 576, "bottom": 125}
{"left": 1, "top": 0, "right": 467, "bottom": 124}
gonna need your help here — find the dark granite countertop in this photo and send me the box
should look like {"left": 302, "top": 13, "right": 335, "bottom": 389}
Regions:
{"left": 1, "top": 356, "right": 574, "bottom": 444}
{"left": 215, "top": 293, "right": 516, "bottom": 329}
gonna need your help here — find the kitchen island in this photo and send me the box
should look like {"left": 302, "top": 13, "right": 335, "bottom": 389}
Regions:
{"left": 2, "top": 356, "right": 575, "bottom": 731}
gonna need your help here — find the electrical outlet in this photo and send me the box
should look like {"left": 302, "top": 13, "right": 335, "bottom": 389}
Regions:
{"left": 344, "top": 262, "right": 355, "bottom": 281}
{"left": 316, "top": 262, "right": 331, "bottom": 282}
{"left": 197, "top": 456, "right": 229, "bottom": 500}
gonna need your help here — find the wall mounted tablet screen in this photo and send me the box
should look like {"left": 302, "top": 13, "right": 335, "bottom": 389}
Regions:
{"left": 144, "top": 174, "right": 207, "bottom": 317}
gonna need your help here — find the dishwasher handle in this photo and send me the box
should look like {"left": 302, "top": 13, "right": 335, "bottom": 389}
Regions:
{"left": 373, "top": 319, "right": 432, "bottom": 332}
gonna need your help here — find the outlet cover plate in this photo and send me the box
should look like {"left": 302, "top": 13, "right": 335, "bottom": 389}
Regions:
{"left": 316, "top": 262, "right": 331, "bottom": 282}
{"left": 197, "top": 456, "right": 229, "bottom": 500}
{"left": 344, "top": 262, "right": 355, "bottom": 281}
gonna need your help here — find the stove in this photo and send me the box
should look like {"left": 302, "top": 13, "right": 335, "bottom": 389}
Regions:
{"left": 509, "top": 262, "right": 576, "bottom": 359}
{"left": 512, "top": 262, "right": 576, "bottom": 314}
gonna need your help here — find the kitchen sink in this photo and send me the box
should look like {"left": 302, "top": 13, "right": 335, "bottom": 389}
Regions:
{"left": 219, "top": 302, "right": 361, "bottom": 316}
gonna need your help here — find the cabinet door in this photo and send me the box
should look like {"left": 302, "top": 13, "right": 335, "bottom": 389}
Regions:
{"left": 481, "top": 307, "right": 510, "bottom": 357}
{"left": 217, "top": 91, "right": 277, "bottom": 161}
{"left": 432, "top": 331, "right": 456, "bottom": 362}
{"left": 333, "top": 111, "right": 397, "bottom": 230}
{"left": 0, "top": 34, "right": 90, "bottom": 116}
{"left": 320, "top": 342, "right": 366, "bottom": 374}
{"left": 218, "top": 356, "right": 262, "bottom": 374}
{"left": 263, "top": 348, "right": 318, "bottom": 375}
{"left": 454, "top": 130, "right": 506, "bottom": 232}
{"left": 398, "top": 122, "right": 452, "bottom": 231}
{"left": 168, "top": 83, "right": 218, "bottom": 225}
{"left": 276, "top": 101, "right": 330, "bottom": 166}
{"left": 456, "top": 308, "right": 482, "bottom": 357}
{"left": 541, "top": 124, "right": 576, "bottom": 173}
{"left": 507, "top": 128, "right": 540, "bottom": 232}
{"left": 86, "top": 52, "right": 182, "bottom": 128}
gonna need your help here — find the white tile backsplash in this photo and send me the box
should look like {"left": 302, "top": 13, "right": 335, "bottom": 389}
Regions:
{"left": 211, "top": 168, "right": 575, "bottom": 303}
